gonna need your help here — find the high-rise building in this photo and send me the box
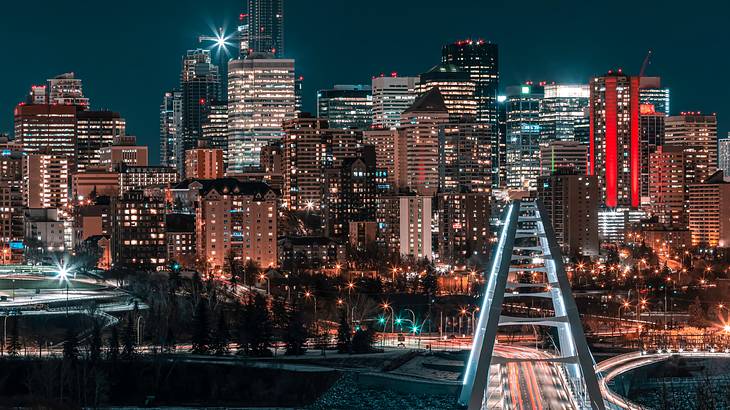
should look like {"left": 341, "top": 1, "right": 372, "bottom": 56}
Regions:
{"left": 495, "top": 95, "right": 508, "bottom": 188}
{"left": 14, "top": 103, "right": 77, "bottom": 171}
{"left": 180, "top": 50, "right": 220, "bottom": 174}
{"left": 282, "top": 116, "right": 328, "bottom": 210}
{"left": 371, "top": 75, "right": 419, "bottom": 129}
{"left": 23, "top": 154, "right": 69, "bottom": 209}
{"left": 185, "top": 148, "right": 224, "bottom": 179}
{"left": 377, "top": 193, "right": 432, "bottom": 260}
{"left": 111, "top": 189, "right": 167, "bottom": 270}
{"left": 316, "top": 85, "right": 373, "bottom": 130}
{"left": 395, "top": 88, "right": 450, "bottom": 195}
{"left": 505, "top": 83, "right": 544, "bottom": 191}
{"left": 160, "top": 90, "right": 182, "bottom": 167}
{"left": 0, "top": 145, "right": 24, "bottom": 263}
{"left": 99, "top": 136, "right": 148, "bottom": 172}
{"left": 589, "top": 71, "right": 641, "bottom": 209}
{"left": 436, "top": 191, "right": 490, "bottom": 264}
{"left": 72, "top": 170, "right": 119, "bottom": 201}
{"left": 47, "top": 73, "right": 90, "bottom": 109}
{"left": 539, "top": 84, "right": 589, "bottom": 143}
{"left": 539, "top": 140, "right": 588, "bottom": 176}
{"left": 118, "top": 165, "right": 178, "bottom": 194}
{"left": 227, "top": 54, "right": 295, "bottom": 171}
{"left": 416, "top": 63, "right": 477, "bottom": 120}
{"left": 719, "top": 137, "right": 730, "bottom": 176}
{"left": 639, "top": 77, "right": 670, "bottom": 115}
{"left": 665, "top": 113, "right": 718, "bottom": 176}
{"left": 649, "top": 145, "right": 691, "bottom": 226}
{"left": 438, "top": 121, "right": 493, "bottom": 193}
{"left": 639, "top": 104, "right": 665, "bottom": 203}
{"left": 537, "top": 169, "right": 599, "bottom": 257}
{"left": 441, "top": 39, "right": 499, "bottom": 124}
{"left": 363, "top": 128, "right": 398, "bottom": 188}
{"left": 75, "top": 111, "right": 126, "bottom": 173}
{"left": 247, "top": 0, "right": 284, "bottom": 57}
{"left": 322, "top": 152, "right": 377, "bottom": 238}
{"left": 687, "top": 171, "right": 730, "bottom": 247}
{"left": 201, "top": 101, "right": 228, "bottom": 164}
{"left": 165, "top": 213, "right": 196, "bottom": 268}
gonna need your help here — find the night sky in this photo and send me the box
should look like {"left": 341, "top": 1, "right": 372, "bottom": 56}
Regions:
{"left": 0, "top": 0, "right": 726, "bottom": 162}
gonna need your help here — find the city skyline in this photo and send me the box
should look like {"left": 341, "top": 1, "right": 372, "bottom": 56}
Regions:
{"left": 0, "top": 0, "right": 727, "bottom": 163}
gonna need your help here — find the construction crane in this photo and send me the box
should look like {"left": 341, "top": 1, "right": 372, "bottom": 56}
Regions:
{"left": 639, "top": 50, "right": 653, "bottom": 77}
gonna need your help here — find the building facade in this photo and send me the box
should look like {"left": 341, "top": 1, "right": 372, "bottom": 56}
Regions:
{"left": 371, "top": 75, "right": 419, "bottom": 129}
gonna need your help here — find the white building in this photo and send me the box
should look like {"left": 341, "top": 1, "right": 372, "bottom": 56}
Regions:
{"left": 371, "top": 75, "right": 419, "bottom": 129}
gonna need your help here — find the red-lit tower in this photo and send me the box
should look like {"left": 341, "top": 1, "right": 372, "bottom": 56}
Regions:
{"left": 589, "top": 70, "right": 641, "bottom": 209}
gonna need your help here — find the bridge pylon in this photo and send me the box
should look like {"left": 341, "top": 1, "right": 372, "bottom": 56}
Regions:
{"left": 459, "top": 199, "right": 605, "bottom": 409}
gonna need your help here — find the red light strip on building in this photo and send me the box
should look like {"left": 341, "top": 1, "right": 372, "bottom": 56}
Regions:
{"left": 630, "top": 76, "right": 640, "bottom": 208}
{"left": 605, "top": 77, "right": 618, "bottom": 208}
{"left": 589, "top": 86, "right": 595, "bottom": 176}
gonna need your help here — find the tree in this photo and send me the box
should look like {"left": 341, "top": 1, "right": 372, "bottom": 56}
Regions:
{"left": 88, "top": 319, "right": 103, "bottom": 363}
{"left": 107, "top": 325, "right": 120, "bottom": 361}
{"left": 210, "top": 309, "right": 230, "bottom": 355}
{"left": 7, "top": 317, "right": 21, "bottom": 357}
{"left": 688, "top": 296, "right": 706, "bottom": 327}
{"left": 191, "top": 297, "right": 210, "bottom": 354}
{"left": 351, "top": 327, "right": 376, "bottom": 354}
{"left": 284, "top": 303, "right": 308, "bottom": 356}
{"left": 62, "top": 325, "right": 79, "bottom": 362}
{"left": 121, "top": 313, "right": 136, "bottom": 359}
{"left": 248, "top": 293, "right": 273, "bottom": 356}
{"left": 243, "top": 259, "right": 261, "bottom": 287}
{"left": 336, "top": 310, "right": 351, "bottom": 353}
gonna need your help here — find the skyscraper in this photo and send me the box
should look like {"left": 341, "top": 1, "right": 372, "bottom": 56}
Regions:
{"left": 180, "top": 50, "right": 220, "bottom": 175}
{"left": 539, "top": 83, "right": 589, "bottom": 143}
{"left": 227, "top": 53, "right": 295, "bottom": 172}
{"left": 438, "top": 121, "right": 493, "bottom": 193}
{"left": 639, "top": 104, "right": 665, "bottom": 203}
{"left": 639, "top": 77, "right": 670, "bottom": 115}
{"left": 160, "top": 90, "right": 182, "bottom": 167}
{"left": 665, "top": 112, "right": 718, "bottom": 177}
{"left": 719, "top": 137, "right": 730, "bottom": 176}
{"left": 23, "top": 154, "right": 69, "bottom": 209}
{"left": 75, "top": 111, "right": 126, "bottom": 173}
{"left": 47, "top": 73, "right": 90, "bottom": 109}
{"left": 201, "top": 101, "right": 229, "bottom": 164}
{"left": 539, "top": 140, "right": 588, "bottom": 176}
{"left": 247, "top": 0, "right": 284, "bottom": 57}
{"left": 14, "top": 103, "right": 77, "bottom": 172}
{"left": 416, "top": 64, "right": 477, "bottom": 120}
{"left": 441, "top": 39, "right": 499, "bottom": 124}
{"left": 371, "top": 74, "right": 419, "bottom": 129}
{"left": 505, "top": 83, "right": 544, "bottom": 191}
{"left": 589, "top": 71, "right": 641, "bottom": 208}
{"left": 317, "top": 85, "right": 373, "bottom": 130}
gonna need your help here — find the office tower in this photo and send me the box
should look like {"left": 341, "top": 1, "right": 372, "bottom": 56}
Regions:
{"left": 649, "top": 145, "right": 690, "bottom": 226}
{"left": 23, "top": 154, "right": 69, "bottom": 209}
{"left": 0, "top": 146, "right": 23, "bottom": 263}
{"left": 665, "top": 113, "right": 718, "bottom": 176}
{"left": 495, "top": 95, "right": 507, "bottom": 188}
{"left": 589, "top": 71, "right": 641, "bottom": 208}
{"left": 436, "top": 192, "right": 490, "bottom": 264}
{"left": 416, "top": 63, "right": 477, "bottom": 120}
{"left": 505, "top": 83, "right": 544, "bottom": 191}
{"left": 99, "top": 136, "right": 149, "bottom": 171}
{"left": 639, "top": 104, "right": 665, "bottom": 203}
{"left": 537, "top": 169, "right": 600, "bottom": 257}
{"left": 295, "top": 75, "right": 304, "bottom": 115}
{"left": 14, "top": 103, "right": 77, "bottom": 171}
{"left": 322, "top": 151, "right": 377, "bottom": 238}
{"left": 539, "top": 84, "right": 589, "bottom": 143}
{"left": 377, "top": 193, "right": 432, "bottom": 259}
{"left": 539, "top": 141, "right": 588, "bottom": 176}
{"left": 165, "top": 213, "right": 196, "bottom": 268}
{"left": 75, "top": 111, "right": 126, "bottom": 173}
{"left": 180, "top": 50, "right": 220, "bottom": 174}
{"left": 396, "top": 88, "right": 450, "bottom": 195}
{"left": 371, "top": 75, "right": 419, "bottom": 129}
{"left": 111, "top": 190, "right": 167, "bottom": 270}
{"left": 363, "top": 128, "right": 398, "bottom": 188}
{"left": 160, "top": 90, "right": 183, "bottom": 167}
{"left": 236, "top": 13, "right": 250, "bottom": 57}
{"left": 687, "top": 171, "right": 730, "bottom": 247}
{"left": 282, "top": 116, "right": 328, "bottom": 210}
{"left": 247, "top": 0, "right": 284, "bottom": 57}
{"left": 47, "top": 72, "right": 90, "bottom": 109}
{"left": 639, "top": 77, "right": 670, "bottom": 115}
{"left": 184, "top": 178, "right": 277, "bottom": 271}
{"left": 118, "top": 165, "right": 178, "bottom": 194}
{"left": 316, "top": 85, "right": 373, "bottom": 129}
{"left": 720, "top": 138, "right": 730, "bottom": 175}
{"left": 438, "top": 121, "right": 493, "bottom": 193}
{"left": 441, "top": 39, "right": 499, "bottom": 124}
{"left": 201, "top": 101, "right": 228, "bottom": 164}
{"left": 185, "top": 148, "right": 224, "bottom": 179}
{"left": 227, "top": 54, "right": 295, "bottom": 172}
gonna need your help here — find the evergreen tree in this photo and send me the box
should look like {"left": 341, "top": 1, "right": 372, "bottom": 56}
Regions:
{"left": 62, "top": 325, "right": 79, "bottom": 362}
{"left": 351, "top": 327, "right": 376, "bottom": 354}
{"left": 191, "top": 297, "right": 210, "bottom": 354}
{"left": 121, "top": 313, "right": 136, "bottom": 359}
{"left": 235, "top": 300, "right": 251, "bottom": 355}
{"left": 284, "top": 302, "right": 308, "bottom": 356}
{"left": 88, "top": 319, "right": 102, "bottom": 363}
{"left": 249, "top": 293, "right": 272, "bottom": 356}
{"left": 336, "top": 310, "right": 351, "bottom": 353}
{"left": 7, "top": 317, "right": 21, "bottom": 357}
{"left": 688, "top": 296, "right": 706, "bottom": 327}
{"left": 210, "top": 309, "right": 230, "bottom": 355}
{"left": 107, "top": 325, "right": 120, "bottom": 361}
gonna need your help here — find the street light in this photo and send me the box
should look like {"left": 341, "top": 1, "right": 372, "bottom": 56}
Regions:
{"left": 55, "top": 263, "right": 74, "bottom": 316}
{"left": 382, "top": 302, "right": 395, "bottom": 333}
{"left": 305, "top": 291, "right": 318, "bottom": 333}
{"left": 259, "top": 273, "right": 270, "bottom": 295}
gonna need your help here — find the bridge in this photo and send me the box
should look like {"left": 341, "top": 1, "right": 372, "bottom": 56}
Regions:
{"left": 460, "top": 199, "right": 606, "bottom": 409}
